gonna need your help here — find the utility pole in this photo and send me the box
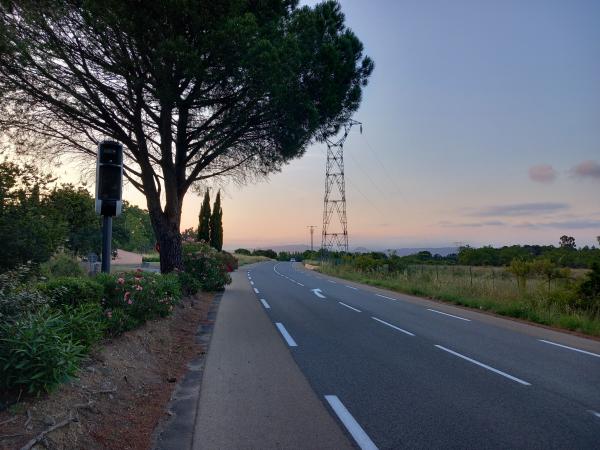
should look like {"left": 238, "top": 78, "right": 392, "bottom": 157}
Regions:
{"left": 321, "top": 119, "right": 361, "bottom": 253}
{"left": 307, "top": 225, "right": 317, "bottom": 251}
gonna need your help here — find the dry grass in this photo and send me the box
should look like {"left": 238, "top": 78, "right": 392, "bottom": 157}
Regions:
{"left": 317, "top": 263, "right": 600, "bottom": 337}
{"left": 234, "top": 254, "right": 272, "bottom": 266}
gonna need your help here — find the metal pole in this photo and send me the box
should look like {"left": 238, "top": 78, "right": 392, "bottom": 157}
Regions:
{"left": 101, "top": 215, "right": 112, "bottom": 273}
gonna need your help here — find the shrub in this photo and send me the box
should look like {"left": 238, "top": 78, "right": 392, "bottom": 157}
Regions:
{"left": 234, "top": 248, "right": 251, "bottom": 255}
{"left": 101, "top": 271, "right": 181, "bottom": 328}
{"left": 38, "top": 276, "right": 103, "bottom": 307}
{"left": 62, "top": 303, "right": 106, "bottom": 350}
{"left": 575, "top": 262, "right": 600, "bottom": 314}
{"left": 183, "top": 242, "right": 231, "bottom": 291}
{"left": 103, "top": 307, "right": 140, "bottom": 336}
{"left": 0, "top": 309, "right": 84, "bottom": 394}
{"left": 220, "top": 251, "right": 238, "bottom": 272}
{"left": 0, "top": 265, "right": 48, "bottom": 323}
{"left": 40, "top": 253, "right": 85, "bottom": 278}
{"left": 178, "top": 270, "right": 203, "bottom": 296}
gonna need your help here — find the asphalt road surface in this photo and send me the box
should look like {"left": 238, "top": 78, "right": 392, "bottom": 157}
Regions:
{"left": 246, "top": 261, "right": 600, "bottom": 450}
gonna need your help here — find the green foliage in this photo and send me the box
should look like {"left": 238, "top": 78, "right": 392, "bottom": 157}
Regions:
{"left": 60, "top": 303, "right": 106, "bottom": 351}
{"left": 142, "top": 253, "right": 160, "bottom": 262}
{"left": 183, "top": 242, "right": 232, "bottom": 291}
{"left": 508, "top": 258, "right": 532, "bottom": 290}
{"left": 0, "top": 264, "right": 48, "bottom": 323}
{"left": 209, "top": 191, "right": 223, "bottom": 251}
{"left": 113, "top": 202, "right": 156, "bottom": 253}
{"left": 252, "top": 249, "right": 277, "bottom": 259}
{"left": 40, "top": 253, "right": 85, "bottom": 278}
{"left": 576, "top": 262, "right": 600, "bottom": 314}
{"left": 457, "top": 243, "right": 599, "bottom": 269}
{"left": 0, "top": 162, "right": 67, "bottom": 270}
{"left": 38, "top": 276, "right": 102, "bottom": 308}
{"left": 46, "top": 184, "right": 99, "bottom": 256}
{"left": 235, "top": 248, "right": 251, "bottom": 255}
{"left": 103, "top": 307, "right": 140, "bottom": 336}
{"left": 198, "top": 190, "right": 211, "bottom": 242}
{"left": 0, "top": 309, "right": 85, "bottom": 394}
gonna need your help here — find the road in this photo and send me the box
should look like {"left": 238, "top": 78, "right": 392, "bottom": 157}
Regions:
{"left": 246, "top": 261, "right": 600, "bottom": 450}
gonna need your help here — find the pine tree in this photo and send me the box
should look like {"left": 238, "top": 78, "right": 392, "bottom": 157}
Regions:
{"left": 197, "top": 190, "right": 211, "bottom": 242}
{"left": 209, "top": 191, "right": 223, "bottom": 251}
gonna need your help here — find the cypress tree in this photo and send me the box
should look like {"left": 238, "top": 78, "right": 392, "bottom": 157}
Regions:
{"left": 197, "top": 190, "right": 211, "bottom": 242}
{"left": 209, "top": 191, "right": 223, "bottom": 251}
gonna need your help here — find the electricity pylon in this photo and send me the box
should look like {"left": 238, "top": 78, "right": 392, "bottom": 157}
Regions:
{"left": 321, "top": 119, "right": 361, "bottom": 253}
{"left": 307, "top": 225, "right": 317, "bottom": 251}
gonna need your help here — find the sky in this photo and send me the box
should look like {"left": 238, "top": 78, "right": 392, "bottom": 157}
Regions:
{"left": 70, "top": 0, "right": 600, "bottom": 250}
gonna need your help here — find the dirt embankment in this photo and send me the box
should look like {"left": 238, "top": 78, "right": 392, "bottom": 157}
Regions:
{"left": 0, "top": 292, "right": 215, "bottom": 450}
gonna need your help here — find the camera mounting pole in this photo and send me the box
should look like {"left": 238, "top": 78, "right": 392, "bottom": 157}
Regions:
{"left": 95, "top": 140, "right": 123, "bottom": 273}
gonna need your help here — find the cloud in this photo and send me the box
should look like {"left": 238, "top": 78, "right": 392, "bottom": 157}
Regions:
{"left": 528, "top": 164, "right": 557, "bottom": 183}
{"left": 571, "top": 160, "right": 600, "bottom": 180}
{"left": 440, "top": 220, "right": 506, "bottom": 228}
{"left": 470, "top": 202, "right": 569, "bottom": 217}
{"left": 516, "top": 219, "right": 600, "bottom": 229}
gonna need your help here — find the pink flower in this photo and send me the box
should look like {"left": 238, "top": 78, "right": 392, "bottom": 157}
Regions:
{"left": 135, "top": 285, "right": 143, "bottom": 291}
{"left": 124, "top": 291, "right": 131, "bottom": 302}
{"left": 128, "top": 299, "right": 132, "bottom": 305}
{"left": 106, "top": 311, "right": 112, "bottom": 318}
{"left": 117, "top": 277, "right": 125, "bottom": 285}
{"left": 134, "top": 276, "right": 142, "bottom": 282}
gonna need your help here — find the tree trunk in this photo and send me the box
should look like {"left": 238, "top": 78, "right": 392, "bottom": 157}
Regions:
{"left": 148, "top": 208, "right": 183, "bottom": 274}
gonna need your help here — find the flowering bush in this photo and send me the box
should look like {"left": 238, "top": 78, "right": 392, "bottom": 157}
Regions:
{"left": 183, "top": 242, "right": 232, "bottom": 291}
{"left": 97, "top": 270, "right": 181, "bottom": 332}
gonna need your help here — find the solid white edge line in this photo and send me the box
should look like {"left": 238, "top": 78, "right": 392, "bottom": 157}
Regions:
{"left": 345, "top": 285, "right": 358, "bottom": 290}
{"left": 435, "top": 345, "right": 531, "bottom": 386}
{"left": 253, "top": 287, "right": 259, "bottom": 294}
{"left": 297, "top": 282, "right": 305, "bottom": 286}
{"left": 338, "top": 302, "right": 362, "bottom": 313}
{"left": 275, "top": 322, "right": 297, "bottom": 347}
{"left": 588, "top": 410, "right": 600, "bottom": 418}
{"left": 538, "top": 340, "right": 600, "bottom": 358}
{"left": 375, "top": 294, "right": 396, "bottom": 300}
{"left": 371, "top": 317, "right": 415, "bottom": 336}
{"left": 427, "top": 308, "right": 471, "bottom": 322}
{"left": 328, "top": 280, "right": 337, "bottom": 284}
{"left": 324, "top": 395, "right": 378, "bottom": 450}
{"left": 260, "top": 299, "right": 270, "bottom": 309}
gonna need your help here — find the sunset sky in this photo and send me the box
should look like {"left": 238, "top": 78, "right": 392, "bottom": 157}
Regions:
{"left": 62, "top": 0, "right": 600, "bottom": 250}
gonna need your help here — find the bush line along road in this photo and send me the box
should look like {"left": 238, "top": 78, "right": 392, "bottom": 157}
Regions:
{"left": 246, "top": 261, "right": 599, "bottom": 449}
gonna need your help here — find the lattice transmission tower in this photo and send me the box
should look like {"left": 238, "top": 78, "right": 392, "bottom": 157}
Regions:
{"left": 321, "top": 119, "right": 362, "bottom": 253}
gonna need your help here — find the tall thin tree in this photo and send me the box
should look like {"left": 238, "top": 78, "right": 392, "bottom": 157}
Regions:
{"left": 197, "top": 189, "right": 211, "bottom": 243}
{"left": 210, "top": 191, "right": 223, "bottom": 251}
{"left": 0, "top": 1, "right": 373, "bottom": 272}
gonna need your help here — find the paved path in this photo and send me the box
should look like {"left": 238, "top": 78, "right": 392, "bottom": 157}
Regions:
{"left": 192, "top": 268, "right": 353, "bottom": 450}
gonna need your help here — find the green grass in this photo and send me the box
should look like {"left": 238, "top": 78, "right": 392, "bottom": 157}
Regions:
{"left": 315, "top": 263, "right": 600, "bottom": 337}
{"left": 234, "top": 254, "right": 272, "bottom": 266}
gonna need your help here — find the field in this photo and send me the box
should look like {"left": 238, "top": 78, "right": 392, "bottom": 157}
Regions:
{"left": 234, "top": 253, "right": 272, "bottom": 266}
{"left": 316, "top": 263, "right": 600, "bottom": 337}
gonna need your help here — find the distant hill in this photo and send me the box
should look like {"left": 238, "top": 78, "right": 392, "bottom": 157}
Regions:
{"left": 386, "top": 247, "right": 458, "bottom": 257}
{"left": 239, "top": 244, "right": 458, "bottom": 257}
